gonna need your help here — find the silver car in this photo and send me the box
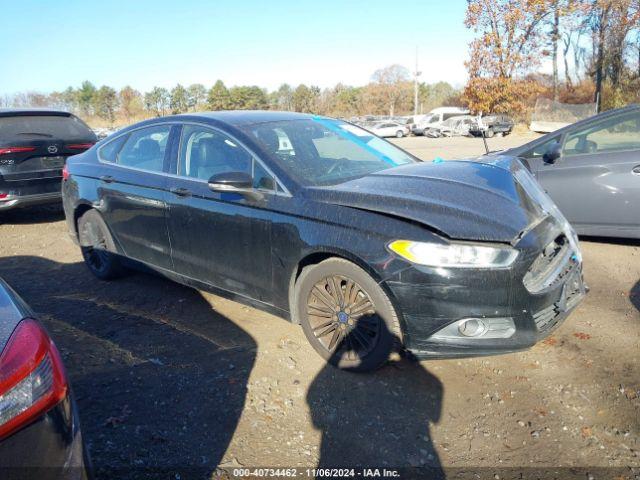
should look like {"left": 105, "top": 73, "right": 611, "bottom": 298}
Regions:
{"left": 369, "top": 121, "right": 410, "bottom": 138}
{"left": 503, "top": 104, "right": 640, "bottom": 239}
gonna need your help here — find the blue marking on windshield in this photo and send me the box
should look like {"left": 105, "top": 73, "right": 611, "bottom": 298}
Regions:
{"left": 311, "top": 116, "right": 397, "bottom": 166}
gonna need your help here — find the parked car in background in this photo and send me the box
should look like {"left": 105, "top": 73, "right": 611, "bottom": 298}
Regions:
{"left": 0, "top": 109, "right": 97, "bottom": 211}
{"left": 0, "top": 278, "right": 90, "bottom": 478}
{"left": 368, "top": 121, "right": 410, "bottom": 138}
{"left": 499, "top": 104, "right": 640, "bottom": 239}
{"left": 93, "top": 127, "right": 119, "bottom": 141}
{"left": 469, "top": 114, "right": 514, "bottom": 138}
{"left": 63, "top": 111, "right": 585, "bottom": 372}
{"left": 424, "top": 115, "right": 475, "bottom": 138}
{"left": 410, "top": 107, "right": 470, "bottom": 136}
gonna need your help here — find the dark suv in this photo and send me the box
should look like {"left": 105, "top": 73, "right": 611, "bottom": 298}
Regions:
{"left": 0, "top": 109, "right": 96, "bottom": 211}
{"left": 469, "top": 114, "right": 514, "bottom": 138}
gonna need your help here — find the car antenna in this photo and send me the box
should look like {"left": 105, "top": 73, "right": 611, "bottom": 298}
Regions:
{"left": 477, "top": 112, "right": 490, "bottom": 154}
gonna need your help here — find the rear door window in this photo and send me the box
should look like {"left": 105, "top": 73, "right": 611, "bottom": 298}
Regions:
{"left": 117, "top": 125, "right": 171, "bottom": 172}
{"left": 0, "top": 115, "right": 95, "bottom": 140}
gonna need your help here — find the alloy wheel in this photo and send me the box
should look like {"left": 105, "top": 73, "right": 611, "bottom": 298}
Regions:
{"left": 306, "top": 275, "right": 380, "bottom": 359}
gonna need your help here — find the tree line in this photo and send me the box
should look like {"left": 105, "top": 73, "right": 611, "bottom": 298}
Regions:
{"left": 1, "top": 71, "right": 460, "bottom": 126}
{"left": 3, "top": 0, "right": 637, "bottom": 125}
{"left": 463, "top": 0, "right": 640, "bottom": 115}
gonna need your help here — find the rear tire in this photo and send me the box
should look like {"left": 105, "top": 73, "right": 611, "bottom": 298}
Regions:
{"left": 294, "top": 258, "right": 401, "bottom": 372}
{"left": 77, "top": 209, "right": 126, "bottom": 280}
{"left": 396, "top": 130, "right": 404, "bottom": 138}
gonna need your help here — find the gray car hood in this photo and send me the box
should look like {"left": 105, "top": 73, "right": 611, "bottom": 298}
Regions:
{"left": 305, "top": 158, "right": 544, "bottom": 243}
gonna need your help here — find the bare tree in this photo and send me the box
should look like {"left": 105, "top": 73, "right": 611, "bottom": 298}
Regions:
{"left": 371, "top": 65, "right": 411, "bottom": 116}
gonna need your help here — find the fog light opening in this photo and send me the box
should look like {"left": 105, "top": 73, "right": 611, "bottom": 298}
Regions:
{"left": 458, "top": 318, "right": 487, "bottom": 337}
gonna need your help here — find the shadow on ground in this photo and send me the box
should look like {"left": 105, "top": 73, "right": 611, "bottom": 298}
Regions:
{"left": 0, "top": 204, "right": 65, "bottom": 225}
{"left": 307, "top": 321, "right": 444, "bottom": 478}
{"left": 0, "top": 255, "right": 256, "bottom": 479}
{"left": 0, "top": 254, "right": 447, "bottom": 477}
{"left": 580, "top": 235, "right": 640, "bottom": 247}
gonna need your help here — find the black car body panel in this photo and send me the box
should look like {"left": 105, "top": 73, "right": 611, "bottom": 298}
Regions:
{"left": 0, "top": 278, "right": 90, "bottom": 479}
{"left": 62, "top": 112, "right": 585, "bottom": 359}
{"left": 0, "top": 109, "right": 96, "bottom": 210}
{"left": 499, "top": 104, "right": 640, "bottom": 239}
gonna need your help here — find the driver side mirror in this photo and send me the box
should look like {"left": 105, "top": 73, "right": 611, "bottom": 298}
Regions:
{"left": 542, "top": 142, "right": 562, "bottom": 165}
{"left": 208, "top": 171, "right": 262, "bottom": 201}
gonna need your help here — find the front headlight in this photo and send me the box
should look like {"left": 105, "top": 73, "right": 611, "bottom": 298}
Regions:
{"left": 388, "top": 240, "right": 518, "bottom": 268}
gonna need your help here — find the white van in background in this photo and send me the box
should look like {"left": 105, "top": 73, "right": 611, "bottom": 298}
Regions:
{"left": 410, "top": 107, "right": 470, "bottom": 135}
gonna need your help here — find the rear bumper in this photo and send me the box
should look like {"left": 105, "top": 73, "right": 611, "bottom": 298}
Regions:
{"left": 0, "top": 191, "right": 61, "bottom": 210}
{"left": 0, "top": 174, "right": 62, "bottom": 210}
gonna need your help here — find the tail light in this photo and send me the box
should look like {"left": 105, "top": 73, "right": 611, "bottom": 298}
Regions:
{"left": 65, "top": 143, "right": 94, "bottom": 150}
{"left": 62, "top": 164, "right": 70, "bottom": 181}
{"left": 0, "top": 319, "right": 68, "bottom": 441}
{"left": 0, "top": 193, "right": 8, "bottom": 200}
{"left": 0, "top": 147, "right": 36, "bottom": 156}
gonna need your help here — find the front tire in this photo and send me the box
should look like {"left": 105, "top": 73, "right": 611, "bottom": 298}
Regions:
{"left": 396, "top": 130, "right": 404, "bottom": 138}
{"left": 77, "top": 209, "right": 126, "bottom": 280}
{"left": 485, "top": 128, "right": 495, "bottom": 138}
{"left": 294, "top": 258, "right": 401, "bottom": 372}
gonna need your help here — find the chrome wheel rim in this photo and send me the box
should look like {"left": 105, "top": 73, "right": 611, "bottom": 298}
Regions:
{"left": 306, "top": 275, "right": 380, "bottom": 359}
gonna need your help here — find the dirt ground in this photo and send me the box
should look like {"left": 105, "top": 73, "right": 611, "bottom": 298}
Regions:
{"left": 0, "top": 134, "right": 638, "bottom": 479}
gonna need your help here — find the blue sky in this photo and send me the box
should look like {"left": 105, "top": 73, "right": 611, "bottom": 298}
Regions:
{"left": 1, "top": 0, "right": 474, "bottom": 94}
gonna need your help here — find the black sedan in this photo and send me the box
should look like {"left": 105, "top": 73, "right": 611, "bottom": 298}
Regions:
{"left": 0, "top": 109, "right": 97, "bottom": 211}
{"left": 0, "top": 278, "right": 90, "bottom": 478}
{"left": 62, "top": 111, "right": 586, "bottom": 372}
{"left": 503, "top": 104, "right": 640, "bottom": 239}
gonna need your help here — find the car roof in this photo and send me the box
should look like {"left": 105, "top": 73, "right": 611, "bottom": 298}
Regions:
{"left": 0, "top": 108, "right": 73, "bottom": 118}
{"left": 176, "top": 110, "right": 316, "bottom": 127}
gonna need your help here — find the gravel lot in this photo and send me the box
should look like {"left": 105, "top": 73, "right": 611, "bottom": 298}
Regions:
{"left": 0, "top": 134, "right": 638, "bottom": 479}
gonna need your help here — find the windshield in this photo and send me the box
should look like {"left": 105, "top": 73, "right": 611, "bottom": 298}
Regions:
{"left": 243, "top": 118, "right": 416, "bottom": 186}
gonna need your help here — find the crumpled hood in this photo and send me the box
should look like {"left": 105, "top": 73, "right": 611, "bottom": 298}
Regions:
{"left": 304, "top": 158, "right": 545, "bottom": 243}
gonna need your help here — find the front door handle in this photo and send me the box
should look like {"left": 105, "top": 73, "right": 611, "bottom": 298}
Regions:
{"left": 632, "top": 166, "right": 640, "bottom": 175}
{"left": 99, "top": 175, "right": 114, "bottom": 183}
{"left": 170, "top": 187, "right": 191, "bottom": 197}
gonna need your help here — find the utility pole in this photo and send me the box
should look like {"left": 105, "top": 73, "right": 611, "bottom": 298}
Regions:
{"left": 414, "top": 46, "right": 421, "bottom": 116}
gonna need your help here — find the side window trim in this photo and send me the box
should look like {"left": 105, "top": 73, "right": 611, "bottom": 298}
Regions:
{"left": 173, "top": 122, "right": 291, "bottom": 197}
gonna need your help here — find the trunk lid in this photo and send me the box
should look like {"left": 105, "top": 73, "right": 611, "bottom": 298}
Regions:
{"left": 0, "top": 113, "right": 96, "bottom": 181}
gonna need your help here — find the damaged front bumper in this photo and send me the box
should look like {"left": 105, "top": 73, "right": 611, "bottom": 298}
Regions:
{"left": 384, "top": 217, "right": 587, "bottom": 359}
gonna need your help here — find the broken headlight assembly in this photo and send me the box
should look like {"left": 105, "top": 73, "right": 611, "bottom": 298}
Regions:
{"left": 388, "top": 240, "right": 518, "bottom": 269}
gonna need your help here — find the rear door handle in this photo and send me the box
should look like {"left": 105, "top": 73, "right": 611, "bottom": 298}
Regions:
{"left": 632, "top": 166, "right": 640, "bottom": 175}
{"left": 170, "top": 187, "right": 191, "bottom": 197}
{"left": 99, "top": 175, "right": 114, "bottom": 183}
